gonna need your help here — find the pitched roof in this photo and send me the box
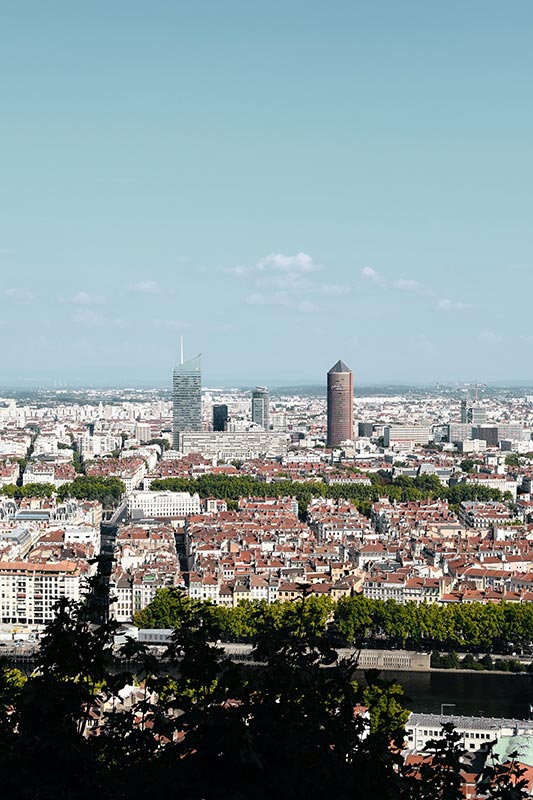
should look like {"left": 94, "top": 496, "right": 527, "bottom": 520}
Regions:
{"left": 329, "top": 359, "right": 351, "bottom": 374}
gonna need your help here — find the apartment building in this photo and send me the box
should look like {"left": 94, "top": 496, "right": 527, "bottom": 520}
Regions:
{"left": 23, "top": 461, "right": 76, "bottom": 487}
{"left": 0, "top": 560, "right": 88, "bottom": 625}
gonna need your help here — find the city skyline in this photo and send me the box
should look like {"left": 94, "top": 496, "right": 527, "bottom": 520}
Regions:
{"left": 1, "top": 2, "right": 532, "bottom": 386}
{"left": 2, "top": 4, "right": 533, "bottom": 791}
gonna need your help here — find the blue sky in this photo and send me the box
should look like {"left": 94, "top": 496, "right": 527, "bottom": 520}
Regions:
{"left": 1, "top": 0, "right": 532, "bottom": 386}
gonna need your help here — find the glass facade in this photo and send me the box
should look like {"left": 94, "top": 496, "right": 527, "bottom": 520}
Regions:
{"left": 251, "top": 387, "right": 270, "bottom": 430}
{"left": 172, "top": 355, "right": 202, "bottom": 448}
{"left": 213, "top": 404, "right": 228, "bottom": 432}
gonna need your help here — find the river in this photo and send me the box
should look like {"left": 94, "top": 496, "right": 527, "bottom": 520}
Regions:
{"left": 8, "top": 650, "right": 533, "bottom": 720}
{"left": 355, "top": 670, "right": 533, "bottom": 719}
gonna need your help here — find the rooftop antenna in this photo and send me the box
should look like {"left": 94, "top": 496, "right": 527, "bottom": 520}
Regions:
{"left": 180, "top": 335, "right": 184, "bottom": 365}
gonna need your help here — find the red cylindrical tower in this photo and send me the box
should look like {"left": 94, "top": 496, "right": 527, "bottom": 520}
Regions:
{"left": 327, "top": 360, "right": 353, "bottom": 447}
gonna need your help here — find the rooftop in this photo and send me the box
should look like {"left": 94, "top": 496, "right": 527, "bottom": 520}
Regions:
{"left": 328, "top": 360, "right": 351, "bottom": 374}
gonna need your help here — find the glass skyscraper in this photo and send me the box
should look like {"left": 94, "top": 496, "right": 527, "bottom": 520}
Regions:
{"left": 251, "top": 386, "right": 270, "bottom": 430}
{"left": 172, "top": 354, "right": 202, "bottom": 449}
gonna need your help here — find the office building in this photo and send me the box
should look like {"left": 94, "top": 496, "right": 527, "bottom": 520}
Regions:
{"left": 472, "top": 425, "right": 499, "bottom": 448}
{"left": 498, "top": 423, "right": 529, "bottom": 441}
{"left": 383, "top": 425, "right": 432, "bottom": 447}
{"left": 172, "top": 353, "right": 202, "bottom": 449}
{"left": 461, "top": 400, "right": 487, "bottom": 425}
{"left": 251, "top": 387, "right": 270, "bottom": 430}
{"left": 327, "top": 360, "right": 354, "bottom": 447}
{"left": 177, "top": 431, "right": 288, "bottom": 460}
{"left": 358, "top": 422, "right": 374, "bottom": 438}
{"left": 448, "top": 423, "right": 473, "bottom": 444}
{"left": 213, "top": 404, "right": 228, "bottom": 432}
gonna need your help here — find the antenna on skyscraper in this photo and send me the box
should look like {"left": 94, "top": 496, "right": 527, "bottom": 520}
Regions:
{"left": 180, "top": 335, "right": 184, "bottom": 365}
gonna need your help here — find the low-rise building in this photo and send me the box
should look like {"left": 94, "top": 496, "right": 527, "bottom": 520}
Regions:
{"left": 127, "top": 490, "right": 201, "bottom": 519}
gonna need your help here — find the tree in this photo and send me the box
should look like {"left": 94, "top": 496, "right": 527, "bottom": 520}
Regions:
{"left": 57, "top": 475, "right": 125, "bottom": 505}
{"left": 363, "top": 673, "right": 409, "bottom": 739}
{"left": 0, "top": 482, "right": 55, "bottom": 499}
{"left": 147, "top": 438, "right": 170, "bottom": 451}
{"left": 442, "top": 652, "right": 460, "bottom": 669}
{"left": 335, "top": 595, "right": 375, "bottom": 646}
{"left": 133, "top": 586, "right": 192, "bottom": 629}
{"left": 480, "top": 653, "right": 494, "bottom": 670}
{"left": 480, "top": 746, "right": 530, "bottom": 800}
{"left": 461, "top": 653, "right": 483, "bottom": 670}
{"left": 405, "top": 723, "right": 466, "bottom": 800}
{"left": 0, "top": 596, "right": 522, "bottom": 799}
{"left": 504, "top": 453, "right": 521, "bottom": 468}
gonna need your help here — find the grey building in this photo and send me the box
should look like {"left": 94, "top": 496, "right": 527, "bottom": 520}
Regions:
{"left": 213, "top": 404, "right": 228, "bottom": 432}
{"left": 172, "top": 354, "right": 202, "bottom": 449}
{"left": 177, "top": 431, "right": 288, "bottom": 460}
{"left": 447, "top": 422, "right": 473, "bottom": 443}
{"left": 461, "top": 400, "right": 487, "bottom": 425}
{"left": 251, "top": 387, "right": 270, "bottom": 430}
{"left": 358, "top": 422, "right": 374, "bottom": 438}
{"left": 472, "top": 425, "right": 499, "bottom": 447}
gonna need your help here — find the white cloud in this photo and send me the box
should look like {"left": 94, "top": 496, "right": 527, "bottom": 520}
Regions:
{"left": 153, "top": 319, "right": 189, "bottom": 331}
{"left": 225, "top": 265, "right": 249, "bottom": 277}
{"left": 319, "top": 283, "right": 351, "bottom": 295}
{"left": 256, "top": 252, "right": 320, "bottom": 273}
{"left": 227, "top": 252, "right": 321, "bottom": 278}
{"left": 128, "top": 280, "right": 161, "bottom": 294}
{"left": 297, "top": 301, "right": 316, "bottom": 313}
{"left": 394, "top": 278, "right": 420, "bottom": 290}
{"left": 70, "top": 291, "right": 105, "bottom": 305}
{"left": 228, "top": 252, "right": 348, "bottom": 315}
{"left": 360, "top": 266, "right": 385, "bottom": 284}
{"left": 72, "top": 309, "right": 128, "bottom": 328}
{"left": 246, "top": 291, "right": 291, "bottom": 307}
{"left": 436, "top": 298, "right": 471, "bottom": 312}
{"left": 361, "top": 266, "right": 470, "bottom": 312}
{"left": 2, "top": 288, "right": 34, "bottom": 302}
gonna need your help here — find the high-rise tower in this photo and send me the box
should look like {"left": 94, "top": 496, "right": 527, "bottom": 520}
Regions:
{"left": 251, "top": 386, "right": 270, "bottom": 430}
{"left": 327, "top": 360, "right": 353, "bottom": 447}
{"left": 172, "top": 345, "right": 202, "bottom": 449}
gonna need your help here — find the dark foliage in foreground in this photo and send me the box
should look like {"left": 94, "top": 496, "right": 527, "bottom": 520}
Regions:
{"left": 0, "top": 593, "right": 528, "bottom": 800}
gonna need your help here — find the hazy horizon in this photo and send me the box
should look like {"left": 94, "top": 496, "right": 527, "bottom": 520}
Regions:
{"left": 1, "top": 378, "right": 533, "bottom": 393}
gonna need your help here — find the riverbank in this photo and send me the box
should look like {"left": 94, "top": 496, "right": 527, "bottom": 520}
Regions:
{"left": 354, "top": 669, "right": 533, "bottom": 718}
